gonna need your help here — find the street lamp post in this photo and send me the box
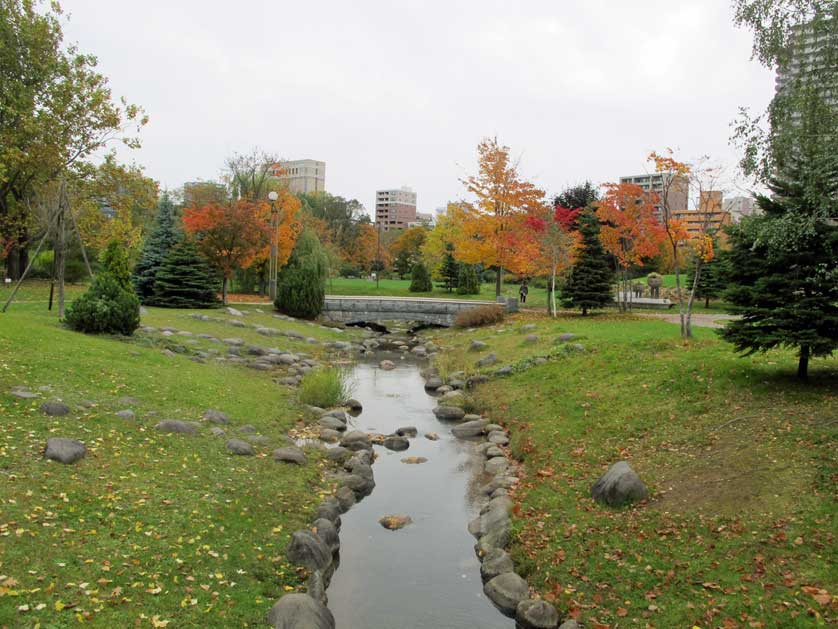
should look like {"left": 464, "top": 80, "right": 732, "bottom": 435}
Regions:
{"left": 268, "top": 191, "right": 279, "bottom": 301}
{"left": 375, "top": 220, "right": 382, "bottom": 290}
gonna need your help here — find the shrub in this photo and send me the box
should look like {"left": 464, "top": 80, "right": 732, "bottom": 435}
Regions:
{"left": 454, "top": 304, "right": 505, "bottom": 328}
{"left": 339, "top": 262, "right": 360, "bottom": 278}
{"left": 456, "top": 264, "right": 481, "bottom": 295}
{"left": 481, "top": 269, "right": 496, "bottom": 284}
{"left": 64, "top": 273, "right": 140, "bottom": 335}
{"left": 298, "top": 367, "right": 352, "bottom": 408}
{"left": 409, "top": 262, "right": 432, "bottom": 292}
{"left": 275, "top": 229, "right": 327, "bottom": 319}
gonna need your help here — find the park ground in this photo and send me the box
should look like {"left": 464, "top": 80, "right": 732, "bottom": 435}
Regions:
{"left": 0, "top": 283, "right": 362, "bottom": 627}
{"left": 426, "top": 313, "right": 837, "bottom": 628}
{"left": 0, "top": 282, "right": 834, "bottom": 628}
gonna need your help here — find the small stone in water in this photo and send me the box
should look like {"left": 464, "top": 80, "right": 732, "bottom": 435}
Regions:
{"left": 401, "top": 456, "right": 428, "bottom": 465}
{"left": 425, "top": 432, "right": 440, "bottom": 441}
{"left": 379, "top": 515, "right": 412, "bottom": 530}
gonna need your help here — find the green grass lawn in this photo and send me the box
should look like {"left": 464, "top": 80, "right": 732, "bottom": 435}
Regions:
{"left": 425, "top": 313, "right": 837, "bottom": 628}
{"left": 0, "top": 300, "right": 356, "bottom": 627}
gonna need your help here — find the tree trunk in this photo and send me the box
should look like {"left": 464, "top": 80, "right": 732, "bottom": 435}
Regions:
{"left": 56, "top": 207, "right": 66, "bottom": 318}
{"left": 705, "top": 295, "right": 710, "bottom": 308}
{"left": 222, "top": 277, "right": 228, "bottom": 305}
{"left": 582, "top": 306, "right": 588, "bottom": 316}
{"left": 550, "top": 266, "right": 557, "bottom": 317}
{"left": 495, "top": 266, "right": 502, "bottom": 298}
{"left": 672, "top": 243, "right": 686, "bottom": 338}
{"left": 798, "top": 345, "right": 810, "bottom": 380}
{"left": 684, "top": 261, "right": 703, "bottom": 340}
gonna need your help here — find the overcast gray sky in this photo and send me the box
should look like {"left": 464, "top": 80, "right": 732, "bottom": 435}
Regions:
{"left": 60, "top": 0, "right": 773, "bottom": 215}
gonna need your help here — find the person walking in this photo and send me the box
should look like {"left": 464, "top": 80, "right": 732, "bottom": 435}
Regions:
{"left": 519, "top": 280, "right": 529, "bottom": 304}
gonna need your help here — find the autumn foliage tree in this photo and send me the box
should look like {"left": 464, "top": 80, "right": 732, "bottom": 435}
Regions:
{"left": 525, "top": 203, "right": 580, "bottom": 316}
{"left": 182, "top": 201, "right": 270, "bottom": 304}
{"left": 457, "top": 137, "right": 545, "bottom": 297}
{"left": 598, "top": 183, "right": 665, "bottom": 311}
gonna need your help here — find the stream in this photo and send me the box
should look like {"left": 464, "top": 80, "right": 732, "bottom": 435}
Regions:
{"left": 326, "top": 358, "right": 514, "bottom": 629}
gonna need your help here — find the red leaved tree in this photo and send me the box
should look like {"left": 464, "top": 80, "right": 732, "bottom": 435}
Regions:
{"left": 182, "top": 200, "right": 270, "bottom": 304}
{"left": 524, "top": 203, "right": 581, "bottom": 316}
{"left": 598, "top": 183, "right": 665, "bottom": 312}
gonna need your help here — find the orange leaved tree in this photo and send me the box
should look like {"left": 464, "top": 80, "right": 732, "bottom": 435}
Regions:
{"left": 457, "top": 137, "right": 546, "bottom": 297}
{"left": 598, "top": 182, "right": 665, "bottom": 312}
{"left": 649, "top": 150, "right": 727, "bottom": 337}
{"left": 183, "top": 200, "right": 271, "bottom": 304}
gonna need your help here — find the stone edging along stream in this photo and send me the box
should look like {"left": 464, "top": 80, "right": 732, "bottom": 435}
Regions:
{"left": 266, "top": 333, "right": 581, "bottom": 629}
{"left": 423, "top": 369, "right": 579, "bottom": 629}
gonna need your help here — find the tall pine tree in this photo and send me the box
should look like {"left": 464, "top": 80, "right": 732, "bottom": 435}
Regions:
{"left": 133, "top": 193, "right": 181, "bottom": 302}
{"left": 147, "top": 240, "right": 218, "bottom": 309}
{"left": 720, "top": 158, "right": 837, "bottom": 380}
{"left": 562, "top": 209, "right": 613, "bottom": 315}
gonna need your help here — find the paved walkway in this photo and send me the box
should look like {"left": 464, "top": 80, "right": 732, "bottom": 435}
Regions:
{"left": 639, "top": 312, "right": 739, "bottom": 329}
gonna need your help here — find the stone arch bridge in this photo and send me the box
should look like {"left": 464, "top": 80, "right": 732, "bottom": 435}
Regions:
{"left": 322, "top": 296, "right": 512, "bottom": 327}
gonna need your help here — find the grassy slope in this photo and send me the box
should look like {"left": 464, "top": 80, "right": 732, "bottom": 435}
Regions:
{"left": 0, "top": 300, "right": 353, "bottom": 628}
{"left": 426, "top": 314, "right": 837, "bottom": 628}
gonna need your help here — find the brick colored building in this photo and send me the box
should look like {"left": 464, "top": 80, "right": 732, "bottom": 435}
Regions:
{"left": 375, "top": 186, "right": 417, "bottom": 231}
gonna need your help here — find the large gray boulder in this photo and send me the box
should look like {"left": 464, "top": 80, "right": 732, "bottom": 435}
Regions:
{"left": 319, "top": 429, "right": 341, "bottom": 443}
{"left": 274, "top": 447, "right": 307, "bottom": 465}
{"left": 318, "top": 416, "right": 346, "bottom": 431}
{"left": 476, "top": 352, "right": 498, "bottom": 368}
{"left": 266, "top": 593, "right": 335, "bottom": 629}
{"left": 395, "top": 426, "right": 417, "bottom": 437}
{"left": 433, "top": 406, "right": 466, "bottom": 421}
{"left": 335, "top": 486, "right": 356, "bottom": 512}
{"left": 312, "top": 518, "right": 339, "bottom": 553}
{"left": 383, "top": 435, "right": 409, "bottom": 451}
{"left": 451, "top": 420, "right": 487, "bottom": 439}
{"left": 44, "top": 438, "right": 86, "bottom": 464}
{"left": 485, "top": 457, "right": 509, "bottom": 475}
{"left": 155, "top": 420, "right": 200, "bottom": 434}
{"left": 470, "top": 340, "right": 488, "bottom": 351}
{"left": 226, "top": 439, "right": 255, "bottom": 455}
{"left": 326, "top": 447, "right": 351, "bottom": 463}
{"left": 484, "top": 572, "right": 529, "bottom": 617}
{"left": 591, "top": 461, "right": 648, "bottom": 507}
{"left": 480, "top": 547, "right": 514, "bottom": 581}
{"left": 203, "top": 409, "right": 230, "bottom": 424}
{"left": 340, "top": 431, "right": 372, "bottom": 451}
{"left": 516, "top": 599, "right": 560, "bottom": 629}
{"left": 40, "top": 401, "right": 70, "bottom": 416}
{"left": 334, "top": 472, "right": 375, "bottom": 497}
{"left": 286, "top": 531, "right": 332, "bottom": 571}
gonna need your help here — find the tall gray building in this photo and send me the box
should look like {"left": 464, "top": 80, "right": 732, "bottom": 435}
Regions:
{"left": 270, "top": 159, "right": 326, "bottom": 194}
{"left": 375, "top": 186, "right": 417, "bottom": 231}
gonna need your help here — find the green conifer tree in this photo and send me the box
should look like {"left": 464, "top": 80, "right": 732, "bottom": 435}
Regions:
{"left": 561, "top": 209, "right": 613, "bottom": 315}
{"left": 409, "top": 262, "right": 432, "bottom": 292}
{"left": 147, "top": 240, "right": 218, "bottom": 309}
{"left": 275, "top": 229, "right": 327, "bottom": 319}
{"left": 100, "top": 240, "right": 132, "bottom": 291}
{"left": 133, "top": 193, "right": 181, "bottom": 302}
{"left": 438, "top": 244, "right": 459, "bottom": 292}
{"left": 720, "top": 158, "right": 837, "bottom": 380}
{"left": 456, "top": 264, "right": 480, "bottom": 295}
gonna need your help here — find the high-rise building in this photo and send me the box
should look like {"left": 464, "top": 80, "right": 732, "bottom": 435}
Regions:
{"left": 270, "top": 159, "right": 326, "bottom": 194}
{"left": 775, "top": 18, "right": 837, "bottom": 106}
{"left": 723, "top": 196, "right": 757, "bottom": 222}
{"left": 673, "top": 191, "right": 732, "bottom": 238}
{"left": 619, "top": 172, "right": 689, "bottom": 221}
{"left": 375, "top": 186, "right": 417, "bottom": 231}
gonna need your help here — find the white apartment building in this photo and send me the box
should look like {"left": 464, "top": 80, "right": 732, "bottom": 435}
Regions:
{"left": 723, "top": 196, "right": 758, "bottom": 222}
{"left": 375, "top": 186, "right": 417, "bottom": 231}
{"left": 619, "top": 172, "right": 689, "bottom": 221}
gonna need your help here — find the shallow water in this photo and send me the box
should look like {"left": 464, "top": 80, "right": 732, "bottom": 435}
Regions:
{"left": 326, "top": 359, "right": 514, "bottom": 629}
